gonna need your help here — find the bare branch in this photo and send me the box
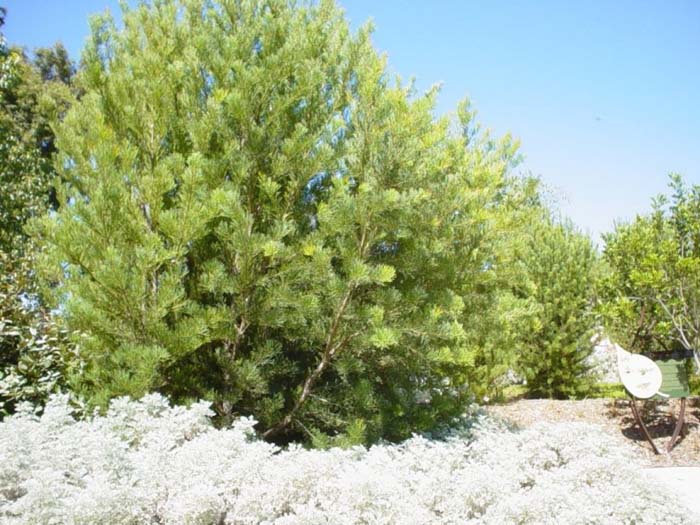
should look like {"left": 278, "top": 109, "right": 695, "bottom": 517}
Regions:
{"left": 656, "top": 296, "right": 693, "bottom": 350}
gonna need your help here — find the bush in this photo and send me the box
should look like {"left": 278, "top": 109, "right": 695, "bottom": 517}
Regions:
{"left": 0, "top": 253, "right": 77, "bottom": 417}
{"left": 601, "top": 174, "right": 700, "bottom": 356}
{"left": 516, "top": 218, "right": 599, "bottom": 398}
{"left": 0, "top": 394, "right": 693, "bottom": 524}
{"left": 36, "top": 0, "right": 527, "bottom": 443}
{"left": 0, "top": 11, "right": 77, "bottom": 417}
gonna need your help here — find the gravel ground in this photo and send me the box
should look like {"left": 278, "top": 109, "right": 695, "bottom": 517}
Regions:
{"left": 485, "top": 397, "right": 700, "bottom": 466}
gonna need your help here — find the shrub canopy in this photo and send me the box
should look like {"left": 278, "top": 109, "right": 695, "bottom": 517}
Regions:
{"left": 602, "top": 174, "right": 700, "bottom": 356}
{"left": 0, "top": 11, "right": 76, "bottom": 416}
{"left": 516, "top": 217, "right": 599, "bottom": 398}
{"left": 37, "top": 0, "right": 529, "bottom": 443}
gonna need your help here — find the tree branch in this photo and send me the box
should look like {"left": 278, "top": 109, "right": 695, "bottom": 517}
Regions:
{"left": 262, "top": 286, "right": 357, "bottom": 439}
{"left": 656, "top": 296, "right": 693, "bottom": 350}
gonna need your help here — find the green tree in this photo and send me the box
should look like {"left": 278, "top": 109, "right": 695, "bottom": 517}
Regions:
{"left": 460, "top": 174, "right": 543, "bottom": 401}
{"left": 34, "top": 43, "right": 75, "bottom": 84}
{"left": 516, "top": 216, "right": 599, "bottom": 398}
{"left": 0, "top": 8, "right": 77, "bottom": 416}
{"left": 36, "top": 0, "right": 525, "bottom": 444}
{"left": 601, "top": 174, "right": 700, "bottom": 357}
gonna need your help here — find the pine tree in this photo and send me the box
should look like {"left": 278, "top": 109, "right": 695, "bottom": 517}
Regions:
{"left": 36, "top": 0, "right": 522, "bottom": 443}
{"left": 516, "top": 217, "right": 599, "bottom": 399}
{"left": 460, "top": 175, "right": 542, "bottom": 402}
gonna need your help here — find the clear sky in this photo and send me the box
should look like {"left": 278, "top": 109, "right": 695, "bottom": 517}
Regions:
{"left": 3, "top": 0, "right": 699, "bottom": 245}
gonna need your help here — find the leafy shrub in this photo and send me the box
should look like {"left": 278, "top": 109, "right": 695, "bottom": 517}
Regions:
{"left": 0, "top": 256, "right": 77, "bottom": 416}
{"left": 0, "top": 13, "right": 77, "bottom": 417}
{"left": 0, "top": 394, "right": 693, "bottom": 524}
{"left": 601, "top": 174, "right": 700, "bottom": 357}
{"left": 36, "top": 0, "right": 528, "bottom": 443}
{"left": 516, "top": 218, "right": 599, "bottom": 398}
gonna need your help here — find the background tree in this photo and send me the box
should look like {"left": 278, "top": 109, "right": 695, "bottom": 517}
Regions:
{"left": 0, "top": 7, "right": 77, "bottom": 416}
{"left": 36, "top": 0, "right": 529, "bottom": 444}
{"left": 460, "top": 173, "right": 543, "bottom": 401}
{"left": 515, "top": 216, "right": 599, "bottom": 399}
{"left": 601, "top": 174, "right": 700, "bottom": 360}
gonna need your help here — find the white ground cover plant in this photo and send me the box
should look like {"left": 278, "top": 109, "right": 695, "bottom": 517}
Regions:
{"left": 0, "top": 395, "right": 694, "bottom": 524}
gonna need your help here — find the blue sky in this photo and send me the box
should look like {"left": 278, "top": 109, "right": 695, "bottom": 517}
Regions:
{"left": 3, "top": 0, "right": 699, "bottom": 244}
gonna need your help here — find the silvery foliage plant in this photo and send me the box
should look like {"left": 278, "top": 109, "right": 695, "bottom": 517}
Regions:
{"left": 0, "top": 394, "right": 694, "bottom": 524}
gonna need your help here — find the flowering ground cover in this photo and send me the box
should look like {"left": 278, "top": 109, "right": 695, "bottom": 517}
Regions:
{"left": 0, "top": 395, "right": 695, "bottom": 524}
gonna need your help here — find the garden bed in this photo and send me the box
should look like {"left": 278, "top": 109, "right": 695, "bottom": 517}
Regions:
{"left": 1, "top": 395, "right": 698, "bottom": 524}
{"left": 486, "top": 397, "right": 700, "bottom": 467}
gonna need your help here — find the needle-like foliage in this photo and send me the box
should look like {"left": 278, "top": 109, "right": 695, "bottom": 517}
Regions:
{"left": 36, "top": 0, "right": 525, "bottom": 444}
